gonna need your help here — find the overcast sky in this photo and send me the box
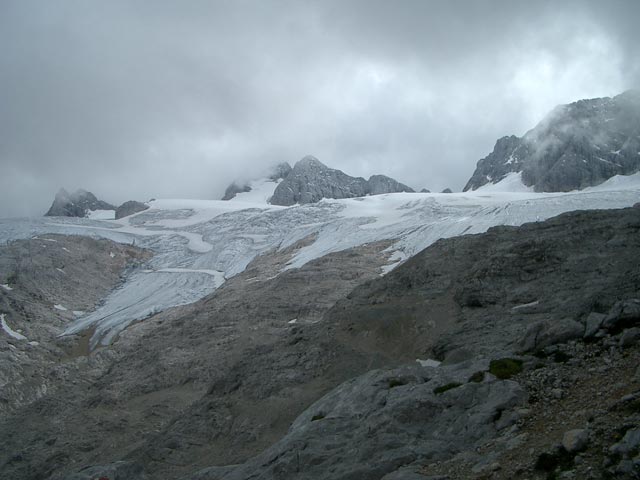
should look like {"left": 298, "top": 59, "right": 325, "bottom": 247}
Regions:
{"left": 1, "top": 0, "right": 638, "bottom": 217}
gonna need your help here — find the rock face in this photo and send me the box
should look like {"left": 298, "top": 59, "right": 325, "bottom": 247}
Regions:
{"left": 115, "top": 200, "right": 149, "bottom": 219}
{"left": 328, "top": 206, "right": 640, "bottom": 362}
{"left": 464, "top": 90, "right": 640, "bottom": 192}
{"left": 367, "top": 174, "right": 414, "bottom": 195}
{"left": 270, "top": 156, "right": 414, "bottom": 205}
{"left": 45, "top": 188, "right": 116, "bottom": 217}
{"left": 197, "top": 361, "right": 526, "bottom": 480}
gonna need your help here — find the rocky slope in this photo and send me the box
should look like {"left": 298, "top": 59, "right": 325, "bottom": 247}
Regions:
{"left": 464, "top": 90, "right": 640, "bottom": 192}
{"left": 0, "top": 234, "right": 150, "bottom": 416}
{"left": 2, "top": 205, "right": 639, "bottom": 480}
{"left": 45, "top": 189, "right": 116, "bottom": 217}
{"left": 269, "top": 156, "right": 414, "bottom": 205}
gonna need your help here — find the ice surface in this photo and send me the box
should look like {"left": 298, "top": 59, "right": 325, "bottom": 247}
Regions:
{"left": 476, "top": 172, "right": 533, "bottom": 193}
{"left": 1, "top": 314, "right": 27, "bottom": 341}
{"left": 87, "top": 209, "right": 116, "bottom": 220}
{"left": 228, "top": 178, "right": 281, "bottom": 204}
{"left": 1, "top": 284, "right": 13, "bottom": 291}
{"left": 1, "top": 172, "right": 639, "bottom": 348}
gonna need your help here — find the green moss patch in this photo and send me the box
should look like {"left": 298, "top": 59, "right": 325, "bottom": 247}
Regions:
{"left": 489, "top": 358, "right": 523, "bottom": 379}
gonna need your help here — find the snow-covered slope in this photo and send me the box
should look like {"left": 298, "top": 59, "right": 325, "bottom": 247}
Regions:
{"left": 1, "top": 173, "right": 639, "bottom": 347}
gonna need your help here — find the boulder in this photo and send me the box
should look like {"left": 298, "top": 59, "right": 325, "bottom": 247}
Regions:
{"left": 584, "top": 312, "right": 605, "bottom": 338}
{"left": 562, "top": 429, "right": 590, "bottom": 453}
{"left": 519, "top": 319, "right": 583, "bottom": 352}
{"left": 602, "top": 299, "right": 640, "bottom": 332}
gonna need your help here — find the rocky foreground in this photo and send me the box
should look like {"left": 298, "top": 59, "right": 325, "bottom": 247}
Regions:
{"left": 1, "top": 206, "right": 639, "bottom": 479}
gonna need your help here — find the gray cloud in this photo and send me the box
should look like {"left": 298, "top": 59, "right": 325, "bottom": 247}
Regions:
{"left": 0, "top": 0, "right": 638, "bottom": 216}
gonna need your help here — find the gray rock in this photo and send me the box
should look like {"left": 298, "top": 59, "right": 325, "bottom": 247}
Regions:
{"left": 610, "top": 429, "right": 640, "bottom": 456}
{"left": 380, "top": 466, "right": 434, "bottom": 479}
{"left": 440, "top": 188, "right": 453, "bottom": 193}
{"left": 270, "top": 156, "right": 413, "bottom": 206}
{"left": 464, "top": 90, "right": 640, "bottom": 192}
{"left": 61, "top": 461, "right": 146, "bottom": 480}
{"left": 519, "top": 319, "right": 583, "bottom": 353}
{"left": 204, "top": 361, "right": 526, "bottom": 480}
{"left": 115, "top": 200, "right": 149, "bottom": 219}
{"left": 584, "top": 312, "right": 606, "bottom": 338}
{"left": 562, "top": 429, "right": 589, "bottom": 453}
{"left": 420, "top": 188, "right": 431, "bottom": 193}
{"left": 602, "top": 299, "right": 640, "bottom": 331}
{"left": 619, "top": 327, "right": 640, "bottom": 347}
{"left": 367, "top": 174, "right": 414, "bottom": 195}
{"left": 45, "top": 188, "right": 116, "bottom": 217}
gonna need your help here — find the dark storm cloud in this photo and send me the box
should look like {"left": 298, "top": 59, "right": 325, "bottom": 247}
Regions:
{"left": 0, "top": 0, "right": 638, "bottom": 216}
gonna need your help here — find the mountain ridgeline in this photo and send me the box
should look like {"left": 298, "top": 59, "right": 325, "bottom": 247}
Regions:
{"left": 465, "top": 90, "right": 640, "bottom": 192}
{"left": 222, "top": 156, "right": 415, "bottom": 204}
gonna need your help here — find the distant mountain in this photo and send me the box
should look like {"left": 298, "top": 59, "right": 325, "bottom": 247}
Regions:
{"left": 221, "top": 162, "right": 292, "bottom": 200}
{"left": 44, "top": 189, "right": 116, "bottom": 217}
{"left": 464, "top": 90, "right": 640, "bottom": 192}
{"left": 115, "top": 200, "right": 149, "bottom": 219}
{"left": 269, "top": 156, "right": 414, "bottom": 206}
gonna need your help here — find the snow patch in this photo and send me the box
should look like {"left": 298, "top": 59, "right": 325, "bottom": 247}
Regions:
{"left": 380, "top": 250, "right": 407, "bottom": 275}
{"left": 416, "top": 358, "right": 441, "bottom": 368}
{"left": 1, "top": 314, "right": 27, "bottom": 340}
{"left": 54, "top": 304, "right": 68, "bottom": 311}
{"left": 511, "top": 300, "right": 539, "bottom": 311}
{"left": 476, "top": 172, "right": 533, "bottom": 193}
{"left": 228, "top": 178, "right": 281, "bottom": 204}
{"left": 56, "top": 268, "right": 66, "bottom": 274}
{"left": 1, "top": 283, "right": 13, "bottom": 291}
{"left": 87, "top": 209, "right": 116, "bottom": 220}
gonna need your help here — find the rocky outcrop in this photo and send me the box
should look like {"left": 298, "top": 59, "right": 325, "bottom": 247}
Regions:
{"left": 328, "top": 206, "right": 640, "bottom": 362}
{"left": 367, "top": 174, "right": 414, "bottom": 195}
{"left": 270, "top": 156, "right": 414, "bottom": 205}
{"left": 464, "top": 90, "right": 640, "bottom": 192}
{"left": 115, "top": 200, "right": 149, "bottom": 219}
{"left": 45, "top": 188, "right": 116, "bottom": 217}
{"left": 192, "top": 360, "right": 526, "bottom": 480}
{"left": 221, "top": 182, "right": 251, "bottom": 201}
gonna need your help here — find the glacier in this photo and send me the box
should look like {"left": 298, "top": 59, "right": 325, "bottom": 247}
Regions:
{"left": 1, "top": 173, "right": 639, "bottom": 348}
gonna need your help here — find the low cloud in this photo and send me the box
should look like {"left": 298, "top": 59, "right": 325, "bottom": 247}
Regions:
{"left": 0, "top": 0, "right": 638, "bottom": 216}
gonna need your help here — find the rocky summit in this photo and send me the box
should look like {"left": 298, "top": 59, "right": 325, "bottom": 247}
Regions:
{"left": 269, "top": 155, "right": 414, "bottom": 205}
{"left": 464, "top": 90, "right": 640, "bottom": 192}
{"left": 44, "top": 188, "right": 116, "bottom": 217}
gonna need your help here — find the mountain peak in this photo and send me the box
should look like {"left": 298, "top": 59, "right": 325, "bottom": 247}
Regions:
{"left": 464, "top": 91, "right": 640, "bottom": 192}
{"left": 270, "top": 156, "right": 414, "bottom": 206}
{"left": 45, "top": 188, "right": 115, "bottom": 217}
